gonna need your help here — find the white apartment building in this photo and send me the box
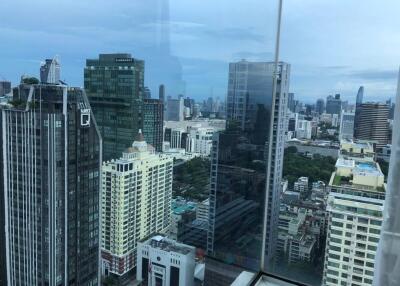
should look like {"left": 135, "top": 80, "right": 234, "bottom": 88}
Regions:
{"left": 186, "top": 127, "right": 214, "bottom": 156}
{"left": 294, "top": 177, "right": 309, "bottom": 194}
{"left": 323, "top": 140, "right": 386, "bottom": 286}
{"left": 164, "top": 120, "right": 225, "bottom": 156}
{"left": 296, "top": 119, "right": 312, "bottom": 139}
{"left": 137, "top": 235, "right": 196, "bottom": 286}
{"left": 101, "top": 131, "right": 173, "bottom": 277}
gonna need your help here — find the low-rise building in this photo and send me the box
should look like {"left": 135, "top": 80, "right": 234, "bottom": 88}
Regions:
{"left": 137, "top": 235, "right": 196, "bottom": 286}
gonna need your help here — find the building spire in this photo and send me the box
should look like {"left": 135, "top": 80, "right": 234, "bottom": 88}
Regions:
{"left": 135, "top": 129, "right": 145, "bottom": 142}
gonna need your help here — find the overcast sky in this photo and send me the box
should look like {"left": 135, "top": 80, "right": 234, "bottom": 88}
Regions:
{"left": 0, "top": 0, "right": 399, "bottom": 103}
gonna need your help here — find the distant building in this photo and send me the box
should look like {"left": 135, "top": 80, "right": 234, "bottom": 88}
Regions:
{"left": 85, "top": 53, "right": 144, "bottom": 161}
{"left": 316, "top": 98, "right": 325, "bottom": 115}
{"left": 356, "top": 86, "right": 364, "bottom": 105}
{"left": 186, "top": 127, "right": 214, "bottom": 156}
{"left": 101, "top": 132, "right": 173, "bottom": 278}
{"left": 296, "top": 119, "right": 312, "bottom": 139}
{"left": 294, "top": 177, "right": 309, "bottom": 195}
{"left": 326, "top": 94, "right": 342, "bottom": 115}
{"left": 354, "top": 102, "right": 389, "bottom": 150}
{"left": 143, "top": 98, "right": 164, "bottom": 152}
{"left": 339, "top": 112, "right": 355, "bottom": 140}
{"left": 137, "top": 235, "right": 196, "bottom": 286}
{"left": 144, "top": 86, "right": 152, "bottom": 98}
{"left": 159, "top": 84, "right": 165, "bottom": 102}
{"left": 166, "top": 96, "right": 184, "bottom": 121}
{"left": 331, "top": 114, "right": 340, "bottom": 128}
{"left": 164, "top": 120, "right": 225, "bottom": 155}
{"left": 40, "top": 57, "right": 60, "bottom": 84}
{"left": 0, "top": 81, "right": 11, "bottom": 96}
{"left": 288, "top": 92, "right": 295, "bottom": 112}
{"left": 323, "top": 140, "right": 385, "bottom": 286}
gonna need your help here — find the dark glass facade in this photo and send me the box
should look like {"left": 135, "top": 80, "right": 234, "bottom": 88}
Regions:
{"left": 1, "top": 84, "right": 101, "bottom": 286}
{"left": 207, "top": 61, "right": 290, "bottom": 273}
{"left": 143, "top": 98, "right": 164, "bottom": 152}
{"left": 85, "top": 53, "right": 144, "bottom": 161}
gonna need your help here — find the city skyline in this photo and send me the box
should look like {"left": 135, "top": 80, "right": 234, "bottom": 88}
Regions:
{"left": 0, "top": 0, "right": 399, "bottom": 103}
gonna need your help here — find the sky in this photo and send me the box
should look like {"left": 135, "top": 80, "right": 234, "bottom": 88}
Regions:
{"left": 0, "top": 0, "right": 399, "bottom": 103}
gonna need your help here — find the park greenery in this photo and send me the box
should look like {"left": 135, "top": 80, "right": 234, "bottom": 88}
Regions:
{"left": 173, "top": 157, "right": 210, "bottom": 201}
{"left": 283, "top": 146, "right": 336, "bottom": 185}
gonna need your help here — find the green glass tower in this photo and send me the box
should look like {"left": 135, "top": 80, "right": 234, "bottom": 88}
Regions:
{"left": 85, "top": 53, "right": 144, "bottom": 161}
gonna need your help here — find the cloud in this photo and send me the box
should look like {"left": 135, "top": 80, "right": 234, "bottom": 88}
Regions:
{"left": 347, "top": 70, "right": 398, "bottom": 81}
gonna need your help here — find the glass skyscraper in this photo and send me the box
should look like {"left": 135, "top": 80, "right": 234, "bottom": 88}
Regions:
{"left": 207, "top": 60, "right": 290, "bottom": 274}
{"left": 1, "top": 83, "right": 101, "bottom": 286}
{"left": 85, "top": 53, "right": 144, "bottom": 161}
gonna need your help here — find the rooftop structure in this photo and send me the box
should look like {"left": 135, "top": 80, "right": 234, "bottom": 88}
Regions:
{"left": 340, "top": 139, "right": 375, "bottom": 161}
{"left": 137, "top": 235, "right": 196, "bottom": 286}
{"left": 323, "top": 140, "right": 386, "bottom": 286}
{"left": 332, "top": 158, "right": 385, "bottom": 191}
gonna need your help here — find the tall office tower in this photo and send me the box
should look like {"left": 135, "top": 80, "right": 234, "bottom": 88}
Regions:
{"left": 356, "top": 86, "right": 364, "bottom": 105}
{"left": 326, "top": 94, "right": 342, "bottom": 115}
{"left": 166, "top": 96, "right": 184, "bottom": 121}
{"left": 207, "top": 60, "right": 290, "bottom": 273}
{"left": 137, "top": 235, "right": 196, "bottom": 286}
{"left": 354, "top": 103, "right": 389, "bottom": 150}
{"left": 316, "top": 98, "right": 325, "bottom": 115}
{"left": 159, "top": 84, "right": 165, "bottom": 102}
{"left": 323, "top": 140, "right": 385, "bottom": 286}
{"left": 1, "top": 83, "right": 101, "bottom": 286}
{"left": 85, "top": 53, "right": 144, "bottom": 161}
{"left": 287, "top": 92, "right": 295, "bottom": 112}
{"left": 101, "top": 133, "right": 173, "bottom": 280}
{"left": 143, "top": 98, "right": 164, "bottom": 151}
{"left": 339, "top": 112, "right": 355, "bottom": 140}
{"left": 40, "top": 57, "right": 61, "bottom": 84}
{"left": 0, "top": 81, "right": 11, "bottom": 95}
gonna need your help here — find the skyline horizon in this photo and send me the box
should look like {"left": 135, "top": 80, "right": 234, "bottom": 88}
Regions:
{"left": 1, "top": 54, "right": 397, "bottom": 105}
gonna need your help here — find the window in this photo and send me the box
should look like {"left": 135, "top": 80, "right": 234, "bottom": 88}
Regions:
{"left": 2, "top": 1, "right": 397, "bottom": 286}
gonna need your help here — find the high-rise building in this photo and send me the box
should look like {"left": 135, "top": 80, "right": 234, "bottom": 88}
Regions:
{"left": 166, "top": 96, "right": 184, "bottom": 121}
{"left": 144, "top": 86, "right": 152, "bottom": 99}
{"left": 101, "top": 132, "right": 173, "bottom": 279}
{"left": 288, "top": 92, "right": 295, "bottom": 112}
{"left": 136, "top": 235, "right": 196, "bottom": 286}
{"left": 339, "top": 112, "right": 355, "bottom": 140}
{"left": 323, "top": 140, "right": 385, "bottom": 286}
{"left": 143, "top": 98, "right": 164, "bottom": 152}
{"left": 85, "top": 53, "right": 144, "bottom": 161}
{"left": 354, "top": 103, "right": 389, "bottom": 149}
{"left": 316, "top": 98, "right": 325, "bottom": 115}
{"left": 356, "top": 86, "right": 364, "bottom": 105}
{"left": 207, "top": 60, "right": 290, "bottom": 273}
{"left": 0, "top": 81, "right": 11, "bottom": 96}
{"left": 1, "top": 83, "right": 101, "bottom": 286}
{"left": 40, "top": 57, "right": 61, "bottom": 84}
{"left": 326, "top": 94, "right": 342, "bottom": 115}
{"left": 159, "top": 84, "right": 165, "bottom": 102}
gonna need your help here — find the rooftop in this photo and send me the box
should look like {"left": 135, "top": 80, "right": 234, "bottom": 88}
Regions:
{"left": 231, "top": 271, "right": 306, "bottom": 286}
{"left": 143, "top": 235, "right": 195, "bottom": 255}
